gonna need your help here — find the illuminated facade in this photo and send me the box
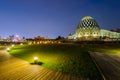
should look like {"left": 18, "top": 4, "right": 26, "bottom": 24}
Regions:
{"left": 68, "top": 16, "right": 120, "bottom": 41}
{"left": 100, "top": 29, "right": 120, "bottom": 39}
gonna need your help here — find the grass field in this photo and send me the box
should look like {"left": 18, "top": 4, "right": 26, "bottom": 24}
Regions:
{"left": 88, "top": 43, "right": 120, "bottom": 55}
{"left": 9, "top": 43, "right": 103, "bottom": 79}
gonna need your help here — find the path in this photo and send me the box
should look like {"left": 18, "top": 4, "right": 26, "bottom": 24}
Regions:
{"left": 89, "top": 51, "right": 120, "bottom": 80}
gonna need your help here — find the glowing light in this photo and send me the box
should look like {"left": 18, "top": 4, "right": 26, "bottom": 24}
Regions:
{"left": 7, "top": 48, "right": 10, "bottom": 51}
{"left": 78, "top": 35, "right": 81, "bottom": 37}
{"left": 58, "top": 41, "right": 61, "bottom": 43}
{"left": 93, "top": 34, "right": 97, "bottom": 37}
{"left": 34, "top": 57, "right": 38, "bottom": 60}
{"left": 15, "top": 34, "right": 19, "bottom": 38}
{"left": 85, "top": 34, "right": 88, "bottom": 37}
{"left": 34, "top": 56, "right": 38, "bottom": 63}
{"left": 20, "top": 43, "right": 23, "bottom": 45}
{"left": 28, "top": 42, "right": 32, "bottom": 45}
{"left": 12, "top": 44, "right": 15, "bottom": 47}
{"left": 44, "top": 42, "right": 47, "bottom": 44}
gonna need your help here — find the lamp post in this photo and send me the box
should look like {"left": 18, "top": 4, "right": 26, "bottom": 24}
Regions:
{"left": 34, "top": 56, "right": 38, "bottom": 64}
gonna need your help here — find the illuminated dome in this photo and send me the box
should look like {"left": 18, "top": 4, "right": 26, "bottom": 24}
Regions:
{"left": 81, "top": 16, "right": 93, "bottom": 20}
{"left": 68, "top": 16, "right": 101, "bottom": 40}
{"left": 68, "top": 16, "right": 120, "bottom": 41}
{"left": 77, "top": 16, "right": 100, "bottom": 30}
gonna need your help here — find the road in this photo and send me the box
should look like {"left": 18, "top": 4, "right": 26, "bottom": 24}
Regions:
{"left": 0, "top": 46, "right": 81, "bottom": 80}
{"left": 89, "top": 51, "right": 120, "bottom": 80}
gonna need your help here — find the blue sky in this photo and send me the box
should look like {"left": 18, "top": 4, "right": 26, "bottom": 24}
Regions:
{"left": 0, "top": 0, "right": 120, "bottom": 38}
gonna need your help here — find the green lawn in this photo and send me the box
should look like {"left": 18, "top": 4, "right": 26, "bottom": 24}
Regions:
{"left": 9, "top": 43, "right": 102, "bottom": 79}
{"left": 88, "top": 43, "right": 120, "bottom": 55}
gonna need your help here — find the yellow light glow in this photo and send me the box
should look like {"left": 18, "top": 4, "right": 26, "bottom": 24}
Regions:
{"left": 93, "top": 34, "right": 97, "bottom": 37}
{"left": 34, "top": 56, "right": 38, "bottom": 61}
{"left": 34, "top": 56, "right": 38, "bottom": 63}
{"left": 44, "top": 42, "right": 47, "bottom": 44}
{"left": 20, "top": 43, "right": 23, "bottom": 45}
{"left": 12, "top": 44, "right": 15, "bottom": 47}
{"left": 58, "top": 41, "right": 61, "bottom": 43}
{"left": 85, "top": 34, "right": 88, "bottom": 37}
{"left": 7, "top": 48, "right": 10, "bottom": 51}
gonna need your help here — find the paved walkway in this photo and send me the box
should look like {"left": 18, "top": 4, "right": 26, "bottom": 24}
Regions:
{"left": 0, "top": 46, "right": 81, "bottom": 80}
{"left": 89, "top": 51, "right": 120, "bottom": 80}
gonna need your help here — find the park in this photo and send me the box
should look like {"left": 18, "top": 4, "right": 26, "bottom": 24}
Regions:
{"left": 0, "top": 42, "right": 119, "bottom": 80}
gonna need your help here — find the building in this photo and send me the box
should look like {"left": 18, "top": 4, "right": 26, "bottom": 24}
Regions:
{"left": 68, "top": 16, "right": 120, "bottom": 41}
{"left": 26, "top": 36, "right": 62, "bottom": 45}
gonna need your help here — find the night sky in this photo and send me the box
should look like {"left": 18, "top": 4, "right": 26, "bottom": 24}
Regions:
{"left": 0, "top": 0, "right": 120, "bottom": 38}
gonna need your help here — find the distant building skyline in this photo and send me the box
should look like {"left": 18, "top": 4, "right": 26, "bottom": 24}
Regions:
{"left": 0, "top": 34, "right": 26, "bottom": 42}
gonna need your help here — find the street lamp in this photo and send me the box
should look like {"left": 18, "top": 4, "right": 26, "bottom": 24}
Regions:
{"left": 34, "top": 56, "right": 38, "bottom": 64}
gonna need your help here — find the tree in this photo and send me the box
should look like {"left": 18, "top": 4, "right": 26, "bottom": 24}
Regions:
{"left": 55, "top": 36, "right": 65, "bottom": 40}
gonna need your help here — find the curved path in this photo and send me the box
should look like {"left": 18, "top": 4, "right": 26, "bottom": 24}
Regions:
{"left": 0, "top": 46, "right": 81, "bottom": 80}
{"left": 89, "top": 51, "right": 120, "bottom": 80}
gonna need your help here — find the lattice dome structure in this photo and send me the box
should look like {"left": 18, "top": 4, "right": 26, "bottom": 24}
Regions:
{"left": 68, "top": 16, "right": 101, "bottom": 40}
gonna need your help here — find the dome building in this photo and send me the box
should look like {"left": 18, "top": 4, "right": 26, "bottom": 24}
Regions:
{"left": 68, "top": 16, "right": 101, "bottom": 40}
{"left": 68, "top": 16, "right": 120, "bottom": 41}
